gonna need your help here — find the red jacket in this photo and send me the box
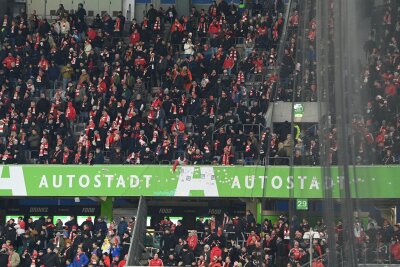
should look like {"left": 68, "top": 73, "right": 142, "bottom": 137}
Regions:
{"left": 208, "top": 23, "right": 221, "bottom": 34}
{"left": 2, "top": 56, "right": 15, "bottom": 69}
{"left": 171, "top": 121, "right": 185, "bottom": 132}
{"left": 118, "top": 259, "right": 127, "bottom": 267}
{"left": 223, "top": 57, "right": 234, "bottom": 69}
{"left": 66, "top": 102, "right": 77, "bottom": 121}
{"left": 210, "top": 246, "right": 222, "bottom": 261}
{"left": 97, "top": 81, "right": 107, "bottom": 94}
{"left": 134, "top": 57, "right": 146, "bottom": 66}
{"left": 246, "top": 234, "right": 260, "bottom": 246}
{"left": 171, "top": 21, "right": 183, "bottom": 32}
{"left": 104, "top": 256, "right": 111, "bottom": 267}
{"left": 130, "top": 32, "right": 140, "bottom": 45}
{"left": 187, "top": 235, "right": 198, "bottom": 251}
{"left": 385, "top": 83, "right": 396, "bottom": 96}
{"left": 391, "top": 242, "right": 400, "bottom": 260}
{"left": 149, "top": 259, "right": 164, "bottom": 266}
{"left": 87, "top": 29, "right": 97, "bottom": 40}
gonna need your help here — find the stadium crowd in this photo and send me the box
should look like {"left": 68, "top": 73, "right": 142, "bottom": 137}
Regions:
{"left": 143, "top": 211, "right": 400, "bottom": 266}
{"left": 0, "top": 216, "right": 134, "bottom": 266}
{"left": 1, "top": 211, "right": 400, "bottom": 266}
{"left": 0, "top": 0, "right": 294, "bottom": 166}
{"left": 356, "top": 0, "right": 400, "bottom": 165}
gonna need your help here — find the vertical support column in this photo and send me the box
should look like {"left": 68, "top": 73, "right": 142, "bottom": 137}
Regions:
{"left": 256, "top": 200, "right": 262, "bottom": 224}
{"left": 100, "top": 197, "right": 113, "bottom": 222}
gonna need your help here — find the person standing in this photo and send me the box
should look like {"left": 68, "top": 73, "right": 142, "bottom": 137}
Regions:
{"left": 76, "top": 3, "right": 87, "bottom": 23}
{"left": 73, "top": 248, "right": 89, "bottom": 266}
{"left": 149, "top": 253, "right": 163, "bottom": 266}
{"left": 8, "top": 246, "right": 20, "bottom": 267}
{"left": 117, "top": 217, "right": 128, "bottom": 241}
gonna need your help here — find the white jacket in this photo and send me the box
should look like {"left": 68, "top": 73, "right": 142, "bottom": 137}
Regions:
{"left": 184, "top": 42, "right": 194, "bottom": 55}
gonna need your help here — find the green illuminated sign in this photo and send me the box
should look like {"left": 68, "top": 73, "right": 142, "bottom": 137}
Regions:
{"left": 0, "top": 165, "right": 398, "bottom": 198}
{"left": 296, "top": 199, "right": 309, "bottom": 210}
{"left": 294, "top": 103, "right": 304, "bottom": 118}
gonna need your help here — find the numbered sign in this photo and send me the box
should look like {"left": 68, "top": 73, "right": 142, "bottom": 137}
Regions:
{"left": 296, "top": 199, "right": 308, "bottom": 210}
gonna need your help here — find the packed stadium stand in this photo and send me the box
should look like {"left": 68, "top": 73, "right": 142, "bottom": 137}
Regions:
{"left": 0, "top": 0, "right": 289, "bottom": 166}
{"left": 1, "top": 216, "right": 133, "bottom": 266}
{"left": 0, "top": 0, "right": 399, "bottom": 266}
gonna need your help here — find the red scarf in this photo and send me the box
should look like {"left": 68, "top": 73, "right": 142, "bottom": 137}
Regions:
{"left": 197, "top": 22, "right": 206, "bottom": 33}
{"left": 99, "top": 114, "right": 110, "bottom": 128}
{"left": 24, "top": 115, "right": 31, "bottom": 125}
{"left": 30, "top": 256, "right": 37, "bottom": 266}
{"left": 152, "top": 132, "right": 158, "bottom": 143}
{"left": 214, "top": 140, "right": 220, "bottom": 151}
{"left": 245, "top": 144, "right": 251, "bottom": 152}
{"left": 63, "top": 152, "right": 69, "bottom": 164}
{"left": 114, "top": 18, "right": 121, "bottom": 31}
{"left": 74, "top": 152, "right": 81, "bottom": 164}
{"left": 105, "top": 135, "right": 114, "bottom": 149}
{"left": 39, "top": 141, "right": 48, "bottom": 156}
{"left": 64, "top": 247, "right": 71, "bottom": 257}
{"left": 230, "top": 50, "right": 237, "bottom": 62}
{"left": 222, "top": 145, "right": 232, "bottom": 165}
{"left": 153, "top": 21, "right": 160, "bottom": 30}
{"left": 237, "top": 72, "right": 244, "bottom": 84}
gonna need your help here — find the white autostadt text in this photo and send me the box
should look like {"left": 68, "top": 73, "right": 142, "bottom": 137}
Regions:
{"left": 39, "top": 174, "right": 152, "bottom": 189}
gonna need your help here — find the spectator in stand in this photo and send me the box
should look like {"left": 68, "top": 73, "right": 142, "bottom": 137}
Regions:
{"left": 149, "top": 253, "right": 163, "bottom": 266}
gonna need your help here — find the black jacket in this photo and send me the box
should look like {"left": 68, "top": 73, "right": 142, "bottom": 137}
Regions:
{"left": 180, "top": 249, "right": 195, "bottom": 265}
{"left": 42, "top": 251, "right": 59, "bottom": 267}
{"left": 161, "top": 233, "right": 175, "bottom": 252}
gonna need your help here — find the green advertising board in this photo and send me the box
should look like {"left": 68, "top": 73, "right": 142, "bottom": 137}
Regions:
{"left": 0, "top": 165, "right": 399, "bottom": 198}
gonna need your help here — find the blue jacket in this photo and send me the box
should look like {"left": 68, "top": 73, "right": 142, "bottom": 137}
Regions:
{"left": 73, "top": 253, "right": 89, "bottom": 267}
{"left": 111, "top": 245, "right": 121, "bottom": 258}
